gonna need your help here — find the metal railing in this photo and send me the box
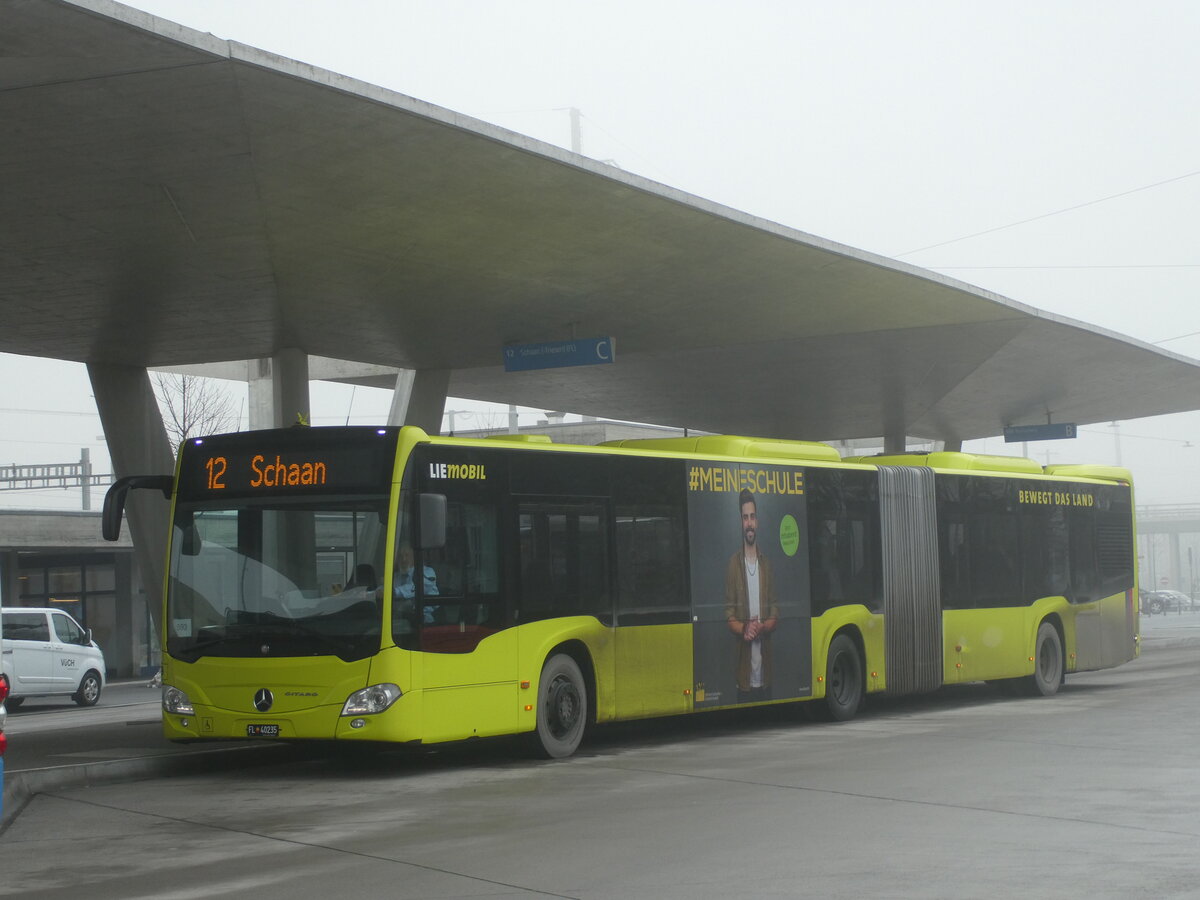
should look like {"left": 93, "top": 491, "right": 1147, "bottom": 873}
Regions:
{"left": 0, "top": 450, "right": 112, "bottom": 509}
{"left": 1137, "top": 505, "right": 1200, "bottom": 522}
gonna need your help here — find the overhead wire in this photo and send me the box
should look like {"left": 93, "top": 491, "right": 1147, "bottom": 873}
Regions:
{"left": 896, "top": 167, "right": 1200, "bottom": 257}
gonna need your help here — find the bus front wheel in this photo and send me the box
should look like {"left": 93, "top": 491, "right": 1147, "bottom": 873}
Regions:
{"left": 534, "top": 654, "right": 588, "bottom": 759}
{"left": 823, "top": 634, "right": 864, "bottom": 721}
{"left": 1027, "top": 622, "right": 1063, "bottom": 697}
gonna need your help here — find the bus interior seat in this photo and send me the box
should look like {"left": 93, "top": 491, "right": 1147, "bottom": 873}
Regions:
{"left": 347, "top": 563, "right": 377, "bottom": 592}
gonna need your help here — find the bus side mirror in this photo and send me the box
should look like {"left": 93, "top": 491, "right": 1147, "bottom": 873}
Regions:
{"left": 180, "top": 525, "right": 203, "bottom": 556}
{"left": 102, "top": 475, "right": 173, "bottom": 541}
{"left": 418, "top": 493, "right": 447, "bottom": 550}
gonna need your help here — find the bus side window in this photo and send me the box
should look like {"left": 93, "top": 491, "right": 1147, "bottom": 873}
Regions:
{"left": 808, "top": 468, "right": 881, "bottom": 616}
{"left": 938, "top": 475, "right": 1022, "bottom": 609}
{"left": 518, "top": 502, "right": 609, "bottom": 625}
{"left": 612, "top": 455, "right": 688, "bottom": 627}
{"left": 1093, "top": 487, "right": 1134, "bottom": 597}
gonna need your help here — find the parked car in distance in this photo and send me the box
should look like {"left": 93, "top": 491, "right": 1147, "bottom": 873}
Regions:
{"left": 0, "top": 608, "right": 106, "bottom": 708}
{"left": 1142, "top": 589, "right": 1197, "bottom": 614}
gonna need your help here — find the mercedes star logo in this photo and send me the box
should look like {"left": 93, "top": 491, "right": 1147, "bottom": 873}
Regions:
{"left": 254, "top": 688, "right": 274, "bottom": 712}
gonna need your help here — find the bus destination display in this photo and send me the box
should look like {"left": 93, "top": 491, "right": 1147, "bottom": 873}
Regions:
{"left": 177, "top": 427, "right": 399, "bottom": 499}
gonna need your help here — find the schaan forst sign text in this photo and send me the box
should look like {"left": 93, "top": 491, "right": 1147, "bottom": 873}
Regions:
{"left": 504, "top": 337, "right": 615, "bottom": 372}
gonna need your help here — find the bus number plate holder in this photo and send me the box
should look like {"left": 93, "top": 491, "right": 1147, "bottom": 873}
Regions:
{"left": 247, "top": 724, "right": 279, "bottom": 737}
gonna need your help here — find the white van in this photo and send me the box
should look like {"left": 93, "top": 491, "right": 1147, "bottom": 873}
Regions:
{"left": 0, "top": 608, "right": 106, "bottom": 708}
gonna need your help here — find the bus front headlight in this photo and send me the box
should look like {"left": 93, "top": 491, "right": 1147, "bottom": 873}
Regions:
{"left": 163, "top": 685, "right": 195, "bottom": 715}
{"left": 341, "top": 683, "right": 401, "bottom": 716}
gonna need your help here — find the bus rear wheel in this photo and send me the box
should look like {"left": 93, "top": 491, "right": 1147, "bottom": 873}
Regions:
{"left": 534, "top": 654, "right": 588, "bottom": 759}
{"left": 823, "top": 634, "right": 864, "bottom": 721}
{"left": 1027, "top": 622, "right": 1063, "bottom": 697}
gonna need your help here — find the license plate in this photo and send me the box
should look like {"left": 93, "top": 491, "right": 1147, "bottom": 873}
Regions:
{"left": 246, "top": 724, "right": 279, "bottom": 737}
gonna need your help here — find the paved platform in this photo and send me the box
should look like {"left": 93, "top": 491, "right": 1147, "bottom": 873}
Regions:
{"left": 0, "top": 678, "right": 300, "bottom": 829}
{"left": 2, "top": 615, "right": 1198, "bottom": 899}
{"left": 4, "top": 613, "right": 1196, "bottom": 830}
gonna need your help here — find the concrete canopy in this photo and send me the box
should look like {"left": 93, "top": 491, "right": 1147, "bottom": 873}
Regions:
{"left": 5, "top": 0, "right": 1200, "bottom": 444}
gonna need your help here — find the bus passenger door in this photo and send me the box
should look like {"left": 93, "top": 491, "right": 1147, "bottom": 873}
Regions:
{"left": 611, "top": 501, "right": 692, "bottom": 720}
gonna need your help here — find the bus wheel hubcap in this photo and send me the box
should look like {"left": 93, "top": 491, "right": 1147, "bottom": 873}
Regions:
{"left": 547, "top": 676, "right": 580, "bottom": 738}
{"left": 831, "top": 657, "right": 849, "bottom": 701}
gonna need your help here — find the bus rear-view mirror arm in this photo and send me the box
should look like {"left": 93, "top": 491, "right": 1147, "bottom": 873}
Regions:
{"left": 102, "top": 475, "right": 173, "bottom": 541}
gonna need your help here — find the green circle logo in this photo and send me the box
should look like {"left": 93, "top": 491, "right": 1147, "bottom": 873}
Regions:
{"left": 779, "top": 514, "right": 800, "bottom": 557}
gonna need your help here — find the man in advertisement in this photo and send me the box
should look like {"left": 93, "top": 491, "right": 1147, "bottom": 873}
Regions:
{"left": 725, "top": 488, "right": 780, "bottom": 702}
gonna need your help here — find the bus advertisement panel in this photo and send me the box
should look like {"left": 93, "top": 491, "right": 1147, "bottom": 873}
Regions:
{"left": 686, "top": 462, "right": 811, "bottom": 709}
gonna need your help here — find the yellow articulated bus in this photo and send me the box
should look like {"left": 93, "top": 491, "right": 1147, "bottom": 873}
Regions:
{"left": 103, "top": 426, "right": 1138, "bottom": 758}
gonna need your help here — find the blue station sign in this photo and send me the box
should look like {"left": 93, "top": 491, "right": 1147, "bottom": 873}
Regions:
{"left": 504, "top": 336, "right": 615, "bottom": 373}
{"left": 1003, "top": 423, "right": 1078, "bottom": 443}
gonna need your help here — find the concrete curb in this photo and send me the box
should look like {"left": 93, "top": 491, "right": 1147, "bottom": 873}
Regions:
{"left": 1, "top": 743, "right": 307, "bottom": 835}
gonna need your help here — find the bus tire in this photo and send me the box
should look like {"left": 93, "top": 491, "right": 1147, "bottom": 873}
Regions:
{"left": 823, "top": 634, "right": 864, "bottom": 721}
{"left": 74, "top": 670, "right": 102, "bottom": 707}
{"left": 1027, "top": 622, "right": 1063, "bottom": 697}
{"left": 533, "top": 654, "right": 588, "bottom": 759}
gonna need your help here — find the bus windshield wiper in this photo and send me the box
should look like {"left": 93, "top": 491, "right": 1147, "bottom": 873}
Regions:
{"left": 179, "top": 617, "right": 366, "bottom": 660}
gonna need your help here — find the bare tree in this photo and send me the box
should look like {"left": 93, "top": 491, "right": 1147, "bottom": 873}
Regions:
{"left": 469, "top": 408, "right": 510, "bottom": 434}
{"left": 153, "top": 372, "right": 241, "bottom": 449}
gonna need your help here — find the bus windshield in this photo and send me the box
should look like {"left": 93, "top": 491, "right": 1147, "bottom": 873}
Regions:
{"left": 166, "top": 497, "right": 390, "bottom": 662}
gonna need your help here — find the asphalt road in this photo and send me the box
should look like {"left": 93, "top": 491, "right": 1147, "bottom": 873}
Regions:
{"left": 2, "top": 676, "right": 212, "bottom": 767}
{"left": 2, "top": 614, "right": 1199, "bottom": 899}
{"left": 2, "top": 678, "right": 164, "bottom": 767}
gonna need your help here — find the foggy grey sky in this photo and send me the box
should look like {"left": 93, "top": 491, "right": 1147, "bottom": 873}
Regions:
{"left": 4, "top": 0, "right": 1199, "bottom": 509}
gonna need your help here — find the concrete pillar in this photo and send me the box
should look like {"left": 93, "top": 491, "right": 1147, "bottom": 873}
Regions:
{"left": 387, "top": 368, "right": 450, "bottom": 434}
{"left": 87, "top": 363, "right": 175, "bottom": 637}
{"left": 247, "top": 358, "right": 274, "bottom": 430}
{"left": 1169, "top": 532, "right": 1183, "bottom": 591}
{"left": 387, "top": 369, "right": 415, "bottom": 427}
{"left": 942, "top": 439, "right": 963, "bottom": 452}
{"left": 271, "top": 348, "right": 310, "bottom": 428}
{"left": 114, "top": 552, "right": 134, "bottom": 677}
{"left": 883, "top": 429, "right": 907, "bottom": 455}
